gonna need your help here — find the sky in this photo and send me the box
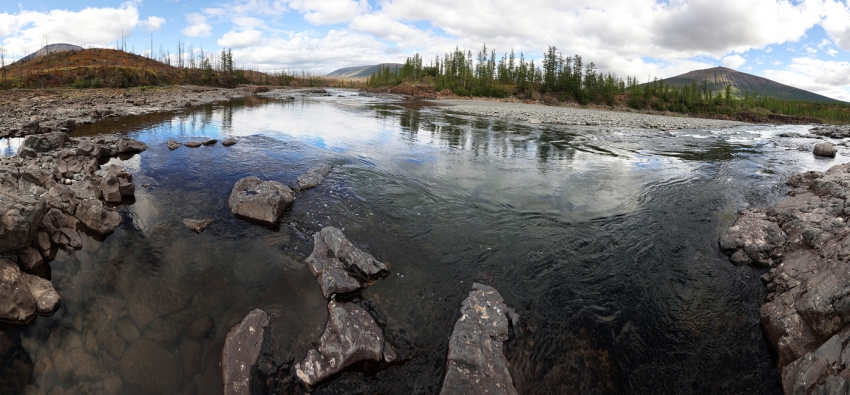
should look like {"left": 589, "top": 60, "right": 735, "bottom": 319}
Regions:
{"left": 3, "top": 0, "right": 850, "bottom": 100}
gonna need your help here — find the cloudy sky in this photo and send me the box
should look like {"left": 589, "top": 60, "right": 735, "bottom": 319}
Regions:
{"left": 3, "top": 0, "right": 850, "bottom": 100}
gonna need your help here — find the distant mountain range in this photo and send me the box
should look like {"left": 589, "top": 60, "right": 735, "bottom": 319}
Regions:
{"left": 661, "top": 66, "right": 841, "bottom": 103}
{"left": 326, "top": 63, "right": 403, "bottom": 78}
{"left": 17, "top": 44, "right": 83, "bottom": 63}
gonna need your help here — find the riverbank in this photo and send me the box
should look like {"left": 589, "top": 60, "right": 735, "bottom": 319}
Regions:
{"left": 721, "top": 161, "right": 850, "bottom": 393}
{"left": 0, "top": 86, "right": 266, "bottom": 139}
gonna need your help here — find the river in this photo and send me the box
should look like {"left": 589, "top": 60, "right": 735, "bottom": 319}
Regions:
{"left": 0, "top": 90, "right": 842, "bottom": 394}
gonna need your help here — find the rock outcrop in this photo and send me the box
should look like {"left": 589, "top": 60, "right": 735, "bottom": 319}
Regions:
{"left": 0, "top": 190, "right": 46, "bottom": 253}
{"left": 440, "top": 283, "right": 518, "bottom": 395}
{"left": 721, "top": 162, "right": 850, "bottom": 393}
{"left": 0, "top": 259, "right": 60, "bottom": 323}
{"left": 295, "top": 301, "right": 387, "bottom": 386}
{"left": 228, "top": 176, "right": 295, "bottom": 224}
{"left": 297, "top": 164, "right": 332, "bottom": 190}
{"left": 304, "top": 227, "right": 389, "bottom": 299}
{"left": 221, "top": 309, "right": 269, "bottom": 395}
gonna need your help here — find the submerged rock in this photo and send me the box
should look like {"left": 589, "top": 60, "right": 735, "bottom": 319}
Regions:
{"left": 0, "top": 259, "right": 37, "bottom": 324}
{"left": 166, "top": 140, "right": 182, "bottom": 150}
{"left": 295, "top": 301, "right": 385, "bottom": 386}
{"left": 441, "top": 283, "right": 518, "bottom": 395}
{"left": 297, "top": 164, "right": 332, "bottom": 190}
{"left": 184, "top": 141, "right": 202, "bottom": 148}
{"left": 814, "top": 142, "right": 838, "bottom": 158}
{"left": 222, "top": 137, "right": 238, "bottom": 146}
{"left": 119, "top": 339, "right": 182, "bottom": 394}
{"left": 228, "top": 176, "right": 295, "bottom": 224}
{"left": 222, "top": 309, "right": 269, "bottom": 395}
{"left": 183, "top": 218, "right": 214, "bottom": 233}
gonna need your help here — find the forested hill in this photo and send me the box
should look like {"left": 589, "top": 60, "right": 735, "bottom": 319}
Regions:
{"left": 327, "top": 63, "right": 403, "bottom": 78}
{"left": 662, "top": 66, "right": 842, "bottom": 103}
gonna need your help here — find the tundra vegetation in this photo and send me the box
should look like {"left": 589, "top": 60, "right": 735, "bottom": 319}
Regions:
{"left": 369, "top": 45, "right": 850, "bottom": 124}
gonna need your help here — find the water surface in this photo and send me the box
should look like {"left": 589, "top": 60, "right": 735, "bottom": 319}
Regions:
{"left": 0, "top": 92, "right": 841, "bottom": 394}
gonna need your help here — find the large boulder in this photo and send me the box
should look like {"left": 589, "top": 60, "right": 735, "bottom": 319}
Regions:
{"left": 0, "top": 259, "right": 37, "bottom": 324}
{"left": 222, "top": 309, "right": 269, "bottom": 395}
{"left": 119, "top": 339, "right": 183, "bottom": 394}
{"left": 228, "top": 176, "right": 295, "bottom": 224}
{"left": 319, "top": 227, "right": 388, "bottom": 279}
{"left": 117, "top": 138, "right": 147, "bottom": 154}
{"left": 718, "top": 209, "right": 787, "bottom": 267}
{"left": 440, "top": 283, "right": 518, "bottom": 395}
{"left": 297, "top": 164, "right": 332, "bottom": 190}
{"left": 0, "top": 191, "right": 46, "bottom": 253}
{"left": 40, "top": 208, "right": 82, "bottom": 251}
{"left": 814, "top": 142, "right": 838, "bottom": 158}
{"left": 295, "top": 301, "right": 385, "bottom": 386}
{"left": 25, "top": 275, "right": 60, "bottom": 315}
{"left": 96, "top": 164, "right": 134, "bottom": 202}
{"left": 75, "top": 198, "right": 122, "bottom": 236}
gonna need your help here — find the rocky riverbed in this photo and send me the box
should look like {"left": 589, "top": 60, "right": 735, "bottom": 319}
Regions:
{"left": 0, "top": 86, "right": 266, "bottom": 139}
{"left": 440, "top": 100, "right": 750, "bottom": 130}
{"left": 721, "top": 161, "right": 850, "bottom": 394}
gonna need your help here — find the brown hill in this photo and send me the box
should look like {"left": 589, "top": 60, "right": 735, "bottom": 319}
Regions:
{"left": 663, "top": 66, "right": 842, "bottom": 103}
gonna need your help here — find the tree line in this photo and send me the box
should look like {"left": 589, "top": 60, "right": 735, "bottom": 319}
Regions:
{"left": 368, "top": 44, "right": 850, "bottom": 124}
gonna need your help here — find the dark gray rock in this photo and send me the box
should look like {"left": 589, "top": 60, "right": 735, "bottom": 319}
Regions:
{"left": 0, "top": 259, "right": 37, "bottom": 324}
{"left": 117, "top": 138, "right": 147, "bottom": 154}
{"left": 440, "top": 283, "right": 518, "bottom": 395}
{"left": 40, "top": 208, "right": 82, "bottom": 251}
{"left": 812, "top": 375, "right": 849, "bottom": 395}
{"left": 25, "top": 274, "right": 60, "bottom": 315}
{"left": 222, "top": 137, "right": 238, "bottom": 146}
{"left": 166, "top": 140, "right": 182, "bottom": 150}
{"left": 0, "top": 190, "right": 46, "bottom": 253}
{"left": 17, "top": 132, "right": 69, "bottom": 158}
{"left": 297, "top": 164, "right": 332, "bottom": 190}
{"left": 295, "top": 301, "right": 385, "bottom": 386}
{"left": 783, "top": 353, "right": 830, "bottom": 395}
{"left": 119, "top": 339, "right": 182, "bottom": 394}
{"left": 184, "top": 141, "right": 202, "bottom": 148}
{"left": 16, "top": 247, "right": 44, "bottom": 271}
{"left": 228, "top": 176, "right": 295, "bottom": 224}
{"left": 305, "top": 231, "right": 363, "bottom": 299}
{"left": 320, "top": 227, "right": 388, "bottom": 279}
{"left": 75, "top": 198, "right": 121, "bottom": 236}
{"left": 183, "top": 219, "right": 214, "bottom": 233}
{"left": 222, "top": 309, "right": 269, "bottom": 395}
{"left": 814, "top": 142, "right": 838, "bottom": 158}
{"left": 202, "top": 139, "right": 218, "bottom": 146}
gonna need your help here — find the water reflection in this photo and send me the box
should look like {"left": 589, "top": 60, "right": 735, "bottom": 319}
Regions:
{"left": 0, "top": 93, "right": 838, "bottom": 394}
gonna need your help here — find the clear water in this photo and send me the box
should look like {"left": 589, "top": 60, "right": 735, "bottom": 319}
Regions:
{"left": 0, "top": 91, "right": 842, "bottom": 394}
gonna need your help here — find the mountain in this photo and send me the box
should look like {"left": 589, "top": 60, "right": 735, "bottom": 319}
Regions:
{"left": 326, "top": 63, "right": 403, "bottom": 78}
{"left": 660, "top": 66, "right": 842, "bottom": 103}
{"left": 17, "top": 44, "right": 83, "bottom": 63}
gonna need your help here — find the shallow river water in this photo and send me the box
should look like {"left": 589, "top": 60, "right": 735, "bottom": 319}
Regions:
{"left": 0, "top": 91, "right": 844, "bottom": 394}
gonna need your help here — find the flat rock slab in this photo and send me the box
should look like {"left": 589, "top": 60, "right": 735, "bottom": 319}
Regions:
{"left": 718, "top": 209, "right": 787, "bottom": 267}
{"left": 228, "top": 176, "right": 295, "bottom": 224}
{"left": 295, "top": 301, "right": 385, "bottom": 386}
{"left": 202, "top": 139, "right": 218, "bottom": 146}
{"left": 183, "top": 218, "right": 214, "bottom": 233}
{"left": 319, "top": 227, "right": 388, "bottom": 279}
{"left": 297, "top": 164, "right": 332, "bottom": 190}
{"left": 222, "top": 137, "right": 238, "bottom": 146}
{"left": 222, "top": 309, "right": 269, "bottom": 395}
{"left": 184, "top": 141, "right": 202, "bottom": 148}
{"left": 167, "top": 140, "right": 182, "bottom": 150}
{"left": 440, "top": 283, "right": 518, "bottom": 395}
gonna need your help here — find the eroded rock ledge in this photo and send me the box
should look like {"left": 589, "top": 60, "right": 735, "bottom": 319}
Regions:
{"left": 0, "top": 131, "right": 145, "bottom": 324}
{"left": 720, "top": 162, "right": 850, "bottom": 394}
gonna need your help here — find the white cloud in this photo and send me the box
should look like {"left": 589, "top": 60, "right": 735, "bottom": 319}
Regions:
{"left": 805, "top": 46, "right": 817, "bottom": 54}
{"left": 287, "top": 0, "right": 370, "bottom": 25}
{"left": 721, "top": 54, "right": 746, "bottom": 69}
{"left": 764, "top": 57, "right": 850, "bottom": 101}
{"left": 0, "top": 4, "right": 162, "bottom": 59}
{"left": 182, "top": 13, "right": 212, "bottom": 37}
{"left": 218, "top": 29, "right": 263, "bottom": 48}
{"left": 822, "top": 0, "right": 850, "bottom": 50}
{"left": 827, "top": 48, "right": 839, "bottom": 56}
{"left": 139, "top": 16, "right": 166, "bottom": 33}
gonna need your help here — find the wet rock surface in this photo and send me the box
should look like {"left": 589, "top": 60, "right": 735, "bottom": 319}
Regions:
{"left": 814, "top": 142, "right": 838, "bottom": 158}
{"left": 222, "top": 309, "right": 269, "bottom": 395}
{"left": 295, "top": 301, "right": 386, "bottom": 386}
{"left": 440, "top": 283, "right": 518, "bottom": 395}
{"left": 297, "top": 164, "right": 332, "bottom": 190}
{"left": 183, "top": 218, "right": 214, "bottom": 233}
{"left": 305, "top": 226, "right": 389, "bottom": 299}
{"left": 722, "top": 162, "right": 850, "bottom": 393}
{"left": 319, "top": 226, "right": 389, "bottom": 279}
{"left": 228, "top": 176, "right": 296, "bottom": 224}
{"left": 811, "top": 125, "right": 850, "bottom": 139}
{"left": 222, "top": 137, "right": 238, "bottom": 146}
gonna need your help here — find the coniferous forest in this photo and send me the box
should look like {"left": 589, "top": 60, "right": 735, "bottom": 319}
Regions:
{"left": 368, "top": 45, "right": 850, "bottom": 124}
